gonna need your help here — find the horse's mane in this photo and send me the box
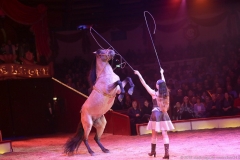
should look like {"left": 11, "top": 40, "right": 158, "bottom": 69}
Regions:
{"left": 88, "top": 57, "right": 97, "bottom": 87}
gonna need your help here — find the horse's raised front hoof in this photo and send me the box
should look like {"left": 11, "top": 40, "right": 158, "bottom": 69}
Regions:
{"left": 128, "top": 87, "right": 134, "bottom": 95}
{"left": 102, "top": 148, "right": 110, "bottom": 153}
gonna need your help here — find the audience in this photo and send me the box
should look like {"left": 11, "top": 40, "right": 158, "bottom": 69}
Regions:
{"left": 194, "top": 97, "right": 206, "bottom": 118}
{"left": 206, "top": 94, "right": 221, "bottom": 117}
{"left": 141, "top": 99, "right": 152, "bottom": 123}
{"left": 52, "top": 35, "right": 240, "bottom": 122}
{"left": 221, "top": 92, "right": 234, "bottom": 116}
{"left": 54, "top": 56, "right": 90, "bottom": 96}
{"left": 127, "top": 100, "right": 142, "bottom": 135}
{"left": 3, "top": 30, "right": 240, "bottom": 138}
{"left": 179, "top": 96, "right": 194, "bottom": 120}
{"left": 172, "top": 102, "right": 181, "bottom": 120}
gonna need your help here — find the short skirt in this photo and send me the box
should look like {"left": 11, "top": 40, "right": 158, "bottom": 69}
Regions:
{"left": 146, "top": 109, "right": 175, "bottom": 132}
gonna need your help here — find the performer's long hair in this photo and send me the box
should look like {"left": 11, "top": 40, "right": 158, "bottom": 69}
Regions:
{"left": 156, "top": 79, "right": 169, "bottom": 111}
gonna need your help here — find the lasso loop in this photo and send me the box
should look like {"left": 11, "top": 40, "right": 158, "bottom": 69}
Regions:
{"left": 89, "top": 27, "right": 135, "bottom": 71}
{"left": 89, "top": 27, "right": 105, "bottom": 49}
{"left": 144, "top": 11, "right": 162, "bottom": 74}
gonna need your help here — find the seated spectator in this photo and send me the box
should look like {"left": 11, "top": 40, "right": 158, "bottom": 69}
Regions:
{"left": 173, "top": 102, "right": 181, "bottom": 120}
{"left": 216, "top": 87, "right": 224, "bottom": 101}
{"left": 20, "top": 50, "right": 35, "bottom": 65}
{"left": 141, "top": 99, "right": 152, "bottom": 123}
{"left": 127, "top": 100, "right": 142, "bottom": 135}
{"left": 4, "top": 40, "right": 18, "bottom": 54}
{"left": 194, "top": 97, "right": 206, "bottom": 118}
{"left": 195, "top": 83, "right": 204, "bottom": 97}
{"left": 0, "top": 40, "right": 18, "bottom": 63}
{"left": 221, "top": 92, "right": 234, "bottom": 116}
{"left": 182, "top": 84, "right": 190, "bottom": 96}
{"left": 206, "top": 94, "right": 221, "bottom": 117}
{"left": 226, "top": 84, "right": 237, "bottom": 99}
{"left": 190, "top": 96, "right": 197, "bottom": 105}
{"left": 201, "top": 91, "right": 209, "bottom": 102}
{"left": 187, "top": 90, "right": 195, "bottom": 101}
{"left": 173, "top": 89, "right": 184, "bottom": 104}
{"left": 122, "top": 92, "right": 133, "bottom": 109}
{"left": 180, "top": 96, "right": 194, "bottom": 120}
{"left": 233, "top": 93, "right": 240, "bottom": 115}
{"left": 211, "top": 82, "right": 220, "bottom": 94}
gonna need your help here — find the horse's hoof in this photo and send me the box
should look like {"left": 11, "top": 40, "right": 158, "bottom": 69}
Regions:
{"left": 89, "top": 152, "right": 95, "bottom": 156}
{"left": 102, "top": 148, "right": 110, "bottom": 153}
{"left": 128, "top": 87, "right": 134, "bottom": 95}
{"left": 67, "top": 152, "right": 74, "bottom": 156}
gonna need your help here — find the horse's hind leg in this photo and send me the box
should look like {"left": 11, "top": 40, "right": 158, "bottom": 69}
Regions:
{"left": 93, "top": 115, "right": 109, "bottom": 153}
{"left": 81, "top": 112, "right": 95, "bottom": 156}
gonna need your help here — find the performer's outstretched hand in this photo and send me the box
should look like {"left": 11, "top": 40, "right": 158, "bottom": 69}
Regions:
{"left": 134, "top": 70, "right": 141, "bottom": 77}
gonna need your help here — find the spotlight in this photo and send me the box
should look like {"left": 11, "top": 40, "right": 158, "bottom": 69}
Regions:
{"left": 77, "top": 25, "right": 92, "bottom": 30}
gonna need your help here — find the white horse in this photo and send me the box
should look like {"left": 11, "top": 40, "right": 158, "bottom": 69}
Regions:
{"left": 64, "top": 49, "right": 134, "bottom": 156}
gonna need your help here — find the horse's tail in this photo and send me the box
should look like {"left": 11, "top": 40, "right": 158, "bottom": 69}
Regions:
{"left": 63, "top": 121, "right": 84, "bottom": 154}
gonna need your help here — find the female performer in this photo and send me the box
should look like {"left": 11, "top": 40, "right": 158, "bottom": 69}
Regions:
{"left": 134, "top": 69, "right": 174, "bottom": 159}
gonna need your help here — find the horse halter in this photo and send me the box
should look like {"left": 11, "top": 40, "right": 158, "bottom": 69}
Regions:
{"left": 97, "top": 49, "right": 114, "bottom": 62}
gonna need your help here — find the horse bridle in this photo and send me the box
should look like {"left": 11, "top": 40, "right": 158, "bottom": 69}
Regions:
{"left": 97, "top": 49, "right": 114, "bottom": 61}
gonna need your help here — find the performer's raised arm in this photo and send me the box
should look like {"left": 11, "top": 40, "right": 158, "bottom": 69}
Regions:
{"left": 134, "top": 70, "right": 155, "bottom": 96}
{"left": 160, "top": 68, "right": 165, "bottom": 82}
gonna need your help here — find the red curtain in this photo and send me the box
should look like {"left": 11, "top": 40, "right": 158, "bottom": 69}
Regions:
{"left": 0, "top": 0, "right": 51, "bottom": 58}
{"left": 190, "top": 11, "right": 229, "bottom": 27}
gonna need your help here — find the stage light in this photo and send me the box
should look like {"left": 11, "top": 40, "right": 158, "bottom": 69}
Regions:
{"left": 172, "top": 0, "right": 182, "bottom": 3}
{"left": 53, "top": 97, "right": 57, "bottom": 101}
{"left": 77, "top": 25, "right": 92, "bottom": 30}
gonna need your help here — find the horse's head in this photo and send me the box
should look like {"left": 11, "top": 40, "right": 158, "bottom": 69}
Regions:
{"left": 93, "top": 49, "right": 116, "bottom": 62}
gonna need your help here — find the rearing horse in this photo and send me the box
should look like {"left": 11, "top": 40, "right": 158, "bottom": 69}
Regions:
{"left": 64, "top": 49, "right": 134, "bottom": 156}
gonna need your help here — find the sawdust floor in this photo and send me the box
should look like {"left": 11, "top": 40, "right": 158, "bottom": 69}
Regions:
{"left": 1, "top": 128, "right": 240, "bottom": 160}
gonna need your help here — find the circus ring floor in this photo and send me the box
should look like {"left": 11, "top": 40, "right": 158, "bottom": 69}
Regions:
{"left": 1, "top": 128, "right": 240, "bottom": 160}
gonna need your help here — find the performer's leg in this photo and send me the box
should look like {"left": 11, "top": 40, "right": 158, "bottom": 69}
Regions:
{"left": 162, "top": 130, "right": 169, "bottom": 159}
{"left": 148, "top": 130, "right": 157, "bottom": 157}
{"left": 81, "top": 112, "right": 95, "bottom": 156}
{"left": 93, "top": 115, "right": 109, "bottom": 153}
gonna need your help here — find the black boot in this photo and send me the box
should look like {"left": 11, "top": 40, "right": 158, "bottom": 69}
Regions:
{"left": 163, "top": 144, "right": 169, "bottom": 159}
{"left": 148, "top": 143, "right": 156, "bottom": 157}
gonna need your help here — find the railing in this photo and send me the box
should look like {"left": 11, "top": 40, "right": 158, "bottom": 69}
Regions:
{"left": 136, "top": 115, "right": 240, "bottom": 135}
{"left": 52, "top": 77, "right": 88, "bottom": 98}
